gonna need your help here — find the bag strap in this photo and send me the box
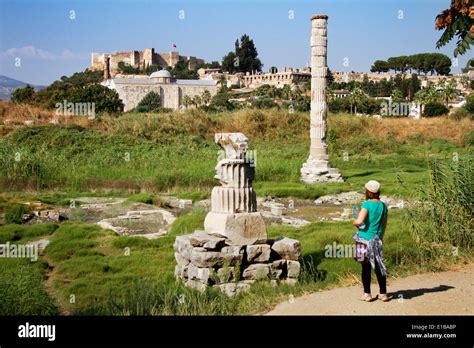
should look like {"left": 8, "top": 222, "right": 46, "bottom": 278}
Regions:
{"left": 376, "top": 202, "right": 387, "bottom": 237}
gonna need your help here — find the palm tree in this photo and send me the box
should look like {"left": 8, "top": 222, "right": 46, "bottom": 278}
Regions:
{"left": 201, "top": 90, "right": 211, "bottom": 105}
{"left": 183, "top": 95, "right": 192, "bottom": 108}
{"left": 349, "top": 87, "right": 364, "bottom": 114}
{"left": 192, "top": 95, "right": 202, "bottom": 107}
{"left": 439, "top": 78, "right": 457, "bottom": 105}
{"left": 414, "top": 88, "right": 428, "bottom": 115}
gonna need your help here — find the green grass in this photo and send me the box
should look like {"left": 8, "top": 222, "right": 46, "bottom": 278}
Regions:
{"left": 0, "top": 258, "right": 58, "bottom": 315}
{"left": 0, "top": 223, "right": 59, "bottom": 243}
{"left": 0, "top": 113, "right": 470, "bottom": 198}
{"left": 28, "top": 208, "right": 468, "bottom": 316}
{"left": 0, "top": 111, "right": 471, "bottom": 315}
{"left": 123, "top": 193, "right": 155, "bottom": 205}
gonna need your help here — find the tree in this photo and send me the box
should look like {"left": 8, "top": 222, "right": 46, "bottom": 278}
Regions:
{"left": 11, "top": 85, "right": 35, "bottom": 104}
{"left": 222, "top": 52, "right": 237, "bottom": 74}
{"left": 201, "top": 90, "right": 211, "bottom": 105}
{"left": 182, "top": 95, "right": 192, "bottom": 108}
{"left": 438, "top": 78, "right": 457, "bottom": 105}
{"left": 407, "top": 74, "right": 421, "bottom": 100}
{"left": 433, "top": 53, "right": 452, "bottom": 75}
{"left": 414, "top": 88, "right": 429, "bottom": 114}
{"left": 370, "top": 60, "right": 389, "bottom": 73}
{"left": 196, "top": 61, "right": 221, "bottom": 69}
{"left": 68, "top": 84, "right": 124, "bottom": 114}
{"left": 171, "top": 60, "right": 199, "bottom": 79}
{"left": 423, "top": 102, "right": 449, "bottom": 116}
{"left": 222, "top": 34, "right": 263, "bottom": 73}
{"left": 269, "top": 66, "right": 278, "bottom": 73}
{"left": 461, "top": 58, "right": 474, "bottom": 73}
{"left": 391, "top": 88, "right": 404, "bottom": 103}
{"left": 327, "top": 68, "right": 335, "bottom": 84}
{"left": 192, "top": 95, "right": 202, "bottom": 107}
{"left": 118, "top": 61, "right": 139, "bottom": 74}
{"left": 281, "top": 84, "right": 292, "bottom": 100}
{"left": 135, "top": 91, "right": 161, "bottom": 112}
{"left": 435, "top": 0, "right": 473, "bottom": 56}
{"left": 349, "top": 86, "right": 364, "bottom": 114}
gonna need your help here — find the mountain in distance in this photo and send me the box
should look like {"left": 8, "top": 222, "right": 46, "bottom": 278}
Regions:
{"left": 0, "top": 75, "right": 45, "bottom": 100}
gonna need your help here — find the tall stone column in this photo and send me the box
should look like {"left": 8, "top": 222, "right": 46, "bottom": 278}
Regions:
{"left": 300, "top": 14, "right": 343, "bottom": 183}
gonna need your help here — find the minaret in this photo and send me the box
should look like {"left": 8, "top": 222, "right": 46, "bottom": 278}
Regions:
{"left": 300, "top": 14, "right": 343, "bottom": 183}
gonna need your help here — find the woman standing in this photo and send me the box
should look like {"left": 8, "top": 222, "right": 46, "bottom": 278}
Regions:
{"left": 353, "top": 180, "right": 389, "bottom": 302}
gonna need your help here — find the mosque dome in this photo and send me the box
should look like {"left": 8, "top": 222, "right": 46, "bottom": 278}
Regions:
{"left": 149, "top": 70, "right": 172, "bottom": 79}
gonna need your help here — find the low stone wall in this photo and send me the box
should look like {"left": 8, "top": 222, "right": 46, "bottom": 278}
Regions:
{"left": 174, "top": 231, "right": 301, "bottom": 297}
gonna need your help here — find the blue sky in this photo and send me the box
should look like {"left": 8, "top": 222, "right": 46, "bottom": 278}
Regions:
{"left": 0, "top": 0, "right": 470, "bottom": 85}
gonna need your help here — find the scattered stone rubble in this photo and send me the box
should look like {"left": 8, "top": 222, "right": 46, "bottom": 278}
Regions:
{"left": 314, "top": 191, "right": 407, "bottom": 210}
{"left": 174, "top": 133, "right": 302, "bottom": 296}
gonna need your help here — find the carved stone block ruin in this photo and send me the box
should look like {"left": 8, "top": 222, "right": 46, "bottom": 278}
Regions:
{"left": 174, "top": 133, "right": 301, "bottom": 296}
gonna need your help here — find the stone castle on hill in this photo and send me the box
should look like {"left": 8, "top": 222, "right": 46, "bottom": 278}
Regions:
{"left": 91, "top": 47, "right": 205, "bottom": 75}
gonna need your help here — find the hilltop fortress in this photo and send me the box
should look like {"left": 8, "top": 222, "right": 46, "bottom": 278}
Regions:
{"left": 91, "top": 47, "right": 205, "bottom": 76}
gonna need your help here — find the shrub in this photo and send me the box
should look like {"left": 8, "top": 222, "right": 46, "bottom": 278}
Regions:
{"left": 463, "top": 130, "right": 474, "bottom": 147}
{"left": 329, "top": 97, "right": 351, "bottom": 113}
{"left": 465, "top": 93, "right": 474, "bottom": 114}
{"left": 11, "top": 85, "right": 35, "bottom": 104}
{"left": 124, "top": 193, "right": 155, "bottom": 205}
{"left": 210, "top": 92, "right": 235, "bottom": 111}
{"left": 135, "top": 91, "right": 161, "bottom": 113}
{"left": 4, "top": 204, "right": 29, "bottom": 224}
{"left": 251, "top": 97, "right": 277, "bottom": 109}
{"left": 423, "top": 102, "right": 449, "bottom": 116}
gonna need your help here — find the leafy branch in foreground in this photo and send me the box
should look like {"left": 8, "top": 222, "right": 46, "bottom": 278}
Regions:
{"left": 435, "top": 0, "right": 474, "bottom": 56}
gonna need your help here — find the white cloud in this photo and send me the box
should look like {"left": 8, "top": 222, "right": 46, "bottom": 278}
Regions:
{"left": 1, "top": 46, "right": 77, "bottom": 61}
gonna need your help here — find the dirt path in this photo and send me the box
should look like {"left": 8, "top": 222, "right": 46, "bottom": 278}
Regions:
{"left": 267, "top": 264, "right": 474, "bottom": 315}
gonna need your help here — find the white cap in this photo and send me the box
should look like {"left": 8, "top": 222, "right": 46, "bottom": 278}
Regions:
{"left": 365, "top": 180, "right": 381, "bottom": 193}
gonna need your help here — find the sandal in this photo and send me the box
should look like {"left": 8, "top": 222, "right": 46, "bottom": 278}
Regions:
{"left": 359, "top": 293, "right": 374, "bottom": 302}
{"left": 378, "top": 293, "right": 391, "bottom": 302}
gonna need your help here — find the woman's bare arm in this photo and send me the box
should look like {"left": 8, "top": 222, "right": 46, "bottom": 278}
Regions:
{"left": 353, "top": 208, "right": 368, "bottom": 227}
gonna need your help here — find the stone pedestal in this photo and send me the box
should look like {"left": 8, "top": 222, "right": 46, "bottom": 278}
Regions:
{"left": 174, "top": 133, "right": 302, "bottom": 296}
{"left": 301, "top": 15, "right": 343, "bottom": 183}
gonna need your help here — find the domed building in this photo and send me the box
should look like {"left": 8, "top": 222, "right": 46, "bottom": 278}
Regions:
{"left": 102, "top": 68, "right": 218, "bottom": 111}
{"left": 149, "top": 69, "right": 174, "bottom": 83}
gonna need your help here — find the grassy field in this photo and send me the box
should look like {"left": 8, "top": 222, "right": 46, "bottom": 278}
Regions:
{"left": 0, "top": 108, "right": 472, "bottom": 198}
{"left": 0, "top": 107, "right": 472, "bottom": 315}
{"left": 0, "top": 209, "right": 455, "bottom": 316}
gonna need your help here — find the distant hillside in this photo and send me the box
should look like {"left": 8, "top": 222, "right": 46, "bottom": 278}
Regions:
{"left": 0, "top": 75, "right": 45, "bottom": 100}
